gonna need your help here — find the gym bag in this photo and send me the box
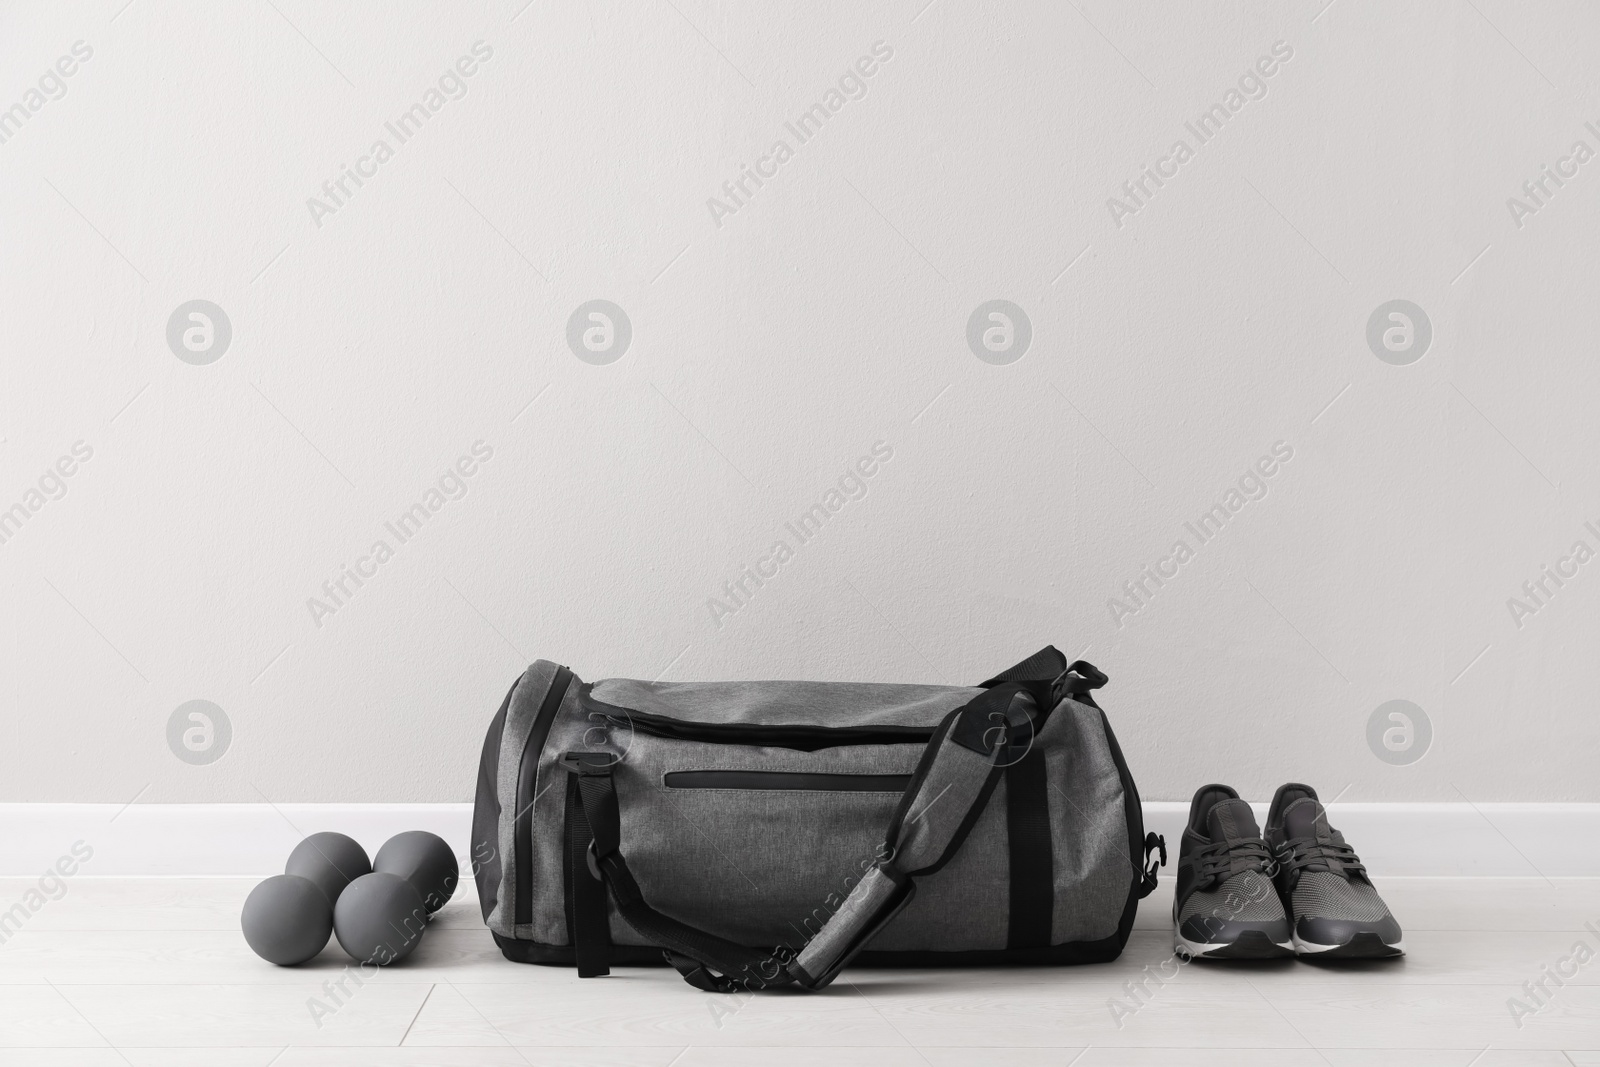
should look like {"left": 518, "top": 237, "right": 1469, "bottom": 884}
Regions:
{"left": 471, "top": 645, "right": 1163, "bottom": 991}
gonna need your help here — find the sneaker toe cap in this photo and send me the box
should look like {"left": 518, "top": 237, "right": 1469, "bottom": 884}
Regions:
{"left": 1296, "top": 913, "right": 1403, "bottom": 949}
{"left": 1178, "top": 915, "right": 1291, "bottom": 946}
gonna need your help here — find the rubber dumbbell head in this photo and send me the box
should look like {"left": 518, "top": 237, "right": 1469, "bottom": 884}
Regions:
{"left": 333, "top": 872, "right": 428, "bottom": 966}
{"left": 373, "top": 830, "right": 458, "bottom": 914}
{"left": 285, "top": 831, "right": 372, "bottom": 906}
{"left": 241, "top": 874, "right": 332, "bottom": 965}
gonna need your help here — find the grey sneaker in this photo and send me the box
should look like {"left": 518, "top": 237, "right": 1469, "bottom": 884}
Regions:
{"left": 1265, "top": 783, "right": 1404, "bottom": 958}
{"left": 1172, "top": 784, "right": 1293, "bottom": 959}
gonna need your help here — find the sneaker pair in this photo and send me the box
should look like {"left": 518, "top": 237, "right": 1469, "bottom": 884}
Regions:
{"left": 1172, "top": 782, "right": 1404, "bottom": 960}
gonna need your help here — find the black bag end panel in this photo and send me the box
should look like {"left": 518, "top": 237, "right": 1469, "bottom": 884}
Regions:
{"left": 471, "top": 678, "right": 520, "bottom": 922}
{"left": 1094, "top": 704, "right": 1151, "bottom": 951}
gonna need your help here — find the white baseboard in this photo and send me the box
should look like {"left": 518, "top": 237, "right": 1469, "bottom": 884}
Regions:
{"left": 1143, "top": 802, "right": 1598, "bottom": 878}
{"left": 1, "top": 802, "right": 1595, "bottom": 877}
{"left": 0, "top": 804, "right": 472, "bottom": 878}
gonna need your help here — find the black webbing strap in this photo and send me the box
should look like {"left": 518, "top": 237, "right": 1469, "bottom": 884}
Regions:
{"left": 1004, "top": 749, "right": 1054, "bottom": 949}
{"left": 564, "top": 752, "right": 793, "bottom": 992}
{"left": 563, "top": 771, "right": 610, "bottom": 977}
{"left": 982, "top": 645, "right": 1108, "bottom": 708}
{"left": 980, "top": 645, "right": 1068, "bottom": 687}
{"left": 984, "top": 647, "right": 1069, "bottom": 951}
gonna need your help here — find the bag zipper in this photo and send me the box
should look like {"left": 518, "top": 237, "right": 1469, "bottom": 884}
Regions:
{"left": 514, "top": 665, "right": 573, "bottom": 926}
{"left": 595, "top": 703, "right": 935, "bottom": 751}
{"left": 663, "top": 770, "right": 912, "bottom": 791}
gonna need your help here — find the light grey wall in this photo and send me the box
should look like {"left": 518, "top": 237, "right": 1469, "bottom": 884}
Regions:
{"left": 2, "top": 1, "right": 1594, "bottom": 804}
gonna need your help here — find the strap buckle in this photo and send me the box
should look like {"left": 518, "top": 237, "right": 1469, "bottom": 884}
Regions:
{"left": 560, "top": 750, "right": 620, "bottom": 776}
{"left": 1139, "top": 832, "right": 1166, "bottom": 897}
{"left": 1052, "top": 660, "right": 1108, "bottom": 704}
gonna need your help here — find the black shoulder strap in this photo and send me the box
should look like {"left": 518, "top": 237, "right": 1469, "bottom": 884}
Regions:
{"left": 981, "top": 645, "right": 1108, "bottom": 703}
{"left": 980, "top": 645, "right": 1068, "bottom": 686}
{"left": 563, "top": 751, "right": 782, "bottom": 991}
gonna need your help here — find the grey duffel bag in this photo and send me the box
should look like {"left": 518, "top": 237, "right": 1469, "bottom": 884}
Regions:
{"left": 471, "top": 645, "right": 1164, "bottom": 991}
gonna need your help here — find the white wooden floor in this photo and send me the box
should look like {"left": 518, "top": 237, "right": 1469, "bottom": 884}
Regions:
{"left": 1, "top": 877, "right": 1597, "bottom": 1066}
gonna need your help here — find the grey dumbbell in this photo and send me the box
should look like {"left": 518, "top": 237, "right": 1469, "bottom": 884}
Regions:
{"left": 241, "top": 874, "right": 332, "bottom": 965}
{"left": 334, "top": 872, "right": 428, "bottom": 965}
{"left": 374, "top": 831, "right": 458, "bottom": 914}
{"left": 285, "top": 831, "right": 372, "bottom": 906}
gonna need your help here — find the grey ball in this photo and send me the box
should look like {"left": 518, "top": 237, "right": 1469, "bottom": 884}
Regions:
{"left": 285, "top": 832, "right": 371, "bottom": 906}
{"left": 333, "top": 872, "right": 428, "bottom": 966}
{"left": 373, "top": 831, "right": 458, "bottom": 914}
{"left": 241, "top": 874, "right": 332, "bottom": 966}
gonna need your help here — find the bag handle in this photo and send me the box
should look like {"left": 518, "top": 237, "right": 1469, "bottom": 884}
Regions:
{"left": 562, "top": 647, "right": 1095, "bottom": 992}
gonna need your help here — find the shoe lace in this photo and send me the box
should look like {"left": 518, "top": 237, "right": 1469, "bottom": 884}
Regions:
{"left": 1193, "top": 836, "right": 1276, "bottom": 886}
{"left": 1274, "top": 836, "right": 1367, "bottom": 878}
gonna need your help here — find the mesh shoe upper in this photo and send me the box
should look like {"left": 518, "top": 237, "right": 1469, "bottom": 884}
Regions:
{"left": 1291, "top": 870, "right": 1392, "bottom": 923}
{"left": 1174, "top": 788, "right": 1289, "bottom": 945}
{"left": 1266, "top": 785, "right": 1401, "bottom": 945}
{"left": 1177, "top": 869, "right": 1284, "bottom": 922}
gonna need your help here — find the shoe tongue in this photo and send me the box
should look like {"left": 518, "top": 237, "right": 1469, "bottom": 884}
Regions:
{"left": 1206, "top": 798, "right": 1261, "bottom": 843}
{"left": 1283, "top": 797, "right": 1331, "bottom": 843}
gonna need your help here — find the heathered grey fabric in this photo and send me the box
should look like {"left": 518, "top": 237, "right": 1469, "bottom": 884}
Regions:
{"left": 590, "top": 677, "right": 977, "bottom": 728}
{"left": 495, "top": 670, "right": 1135, "bottom": 958}
{"left": 1042, "top": 697, "right": 1135, "bottom": 943}
{"left": 788, "top": 720, "right": 1014, "bottom": 967}
{"left": 795, "top": 865, "right": 900, "bottom": 976}
{"left": 589, "top": 734, "right": 922, "bottom": 949}
{"left": 487, "top": 659, "right": 558, "bottom": 937}
{"left": 850, "top": 772, "right": 1011, "bottom": 953}
{"left": 892, "top": 739, "right": 996, "bottom": 871}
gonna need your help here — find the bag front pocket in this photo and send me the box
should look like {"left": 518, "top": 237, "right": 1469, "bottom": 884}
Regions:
{"left": 599, "top": 734, "right": 917, "bottom": 949}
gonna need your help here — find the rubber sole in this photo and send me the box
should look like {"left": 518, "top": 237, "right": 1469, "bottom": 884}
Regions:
{"left": 1176, "top": 928, "right": 1294, "bottom": 960}
{"left": 1294, "top": 931, "right": 1405, "bottom": 958}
